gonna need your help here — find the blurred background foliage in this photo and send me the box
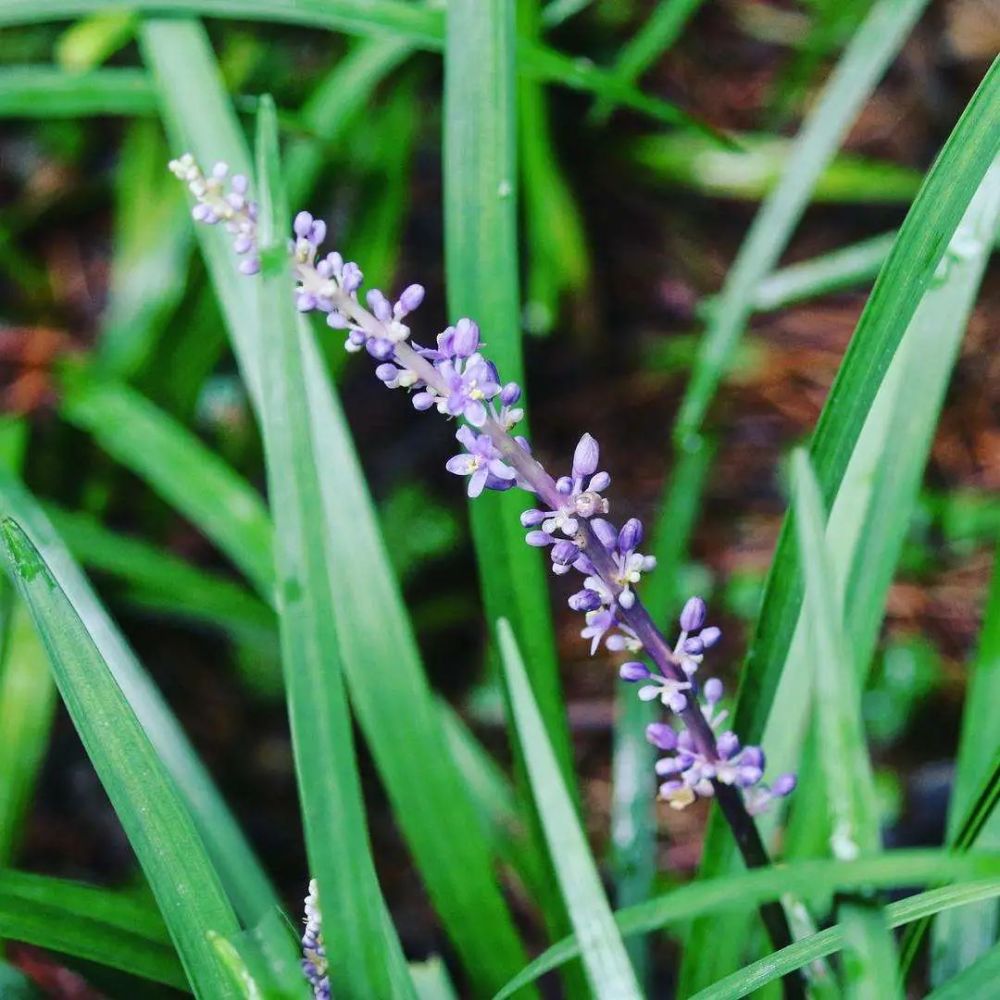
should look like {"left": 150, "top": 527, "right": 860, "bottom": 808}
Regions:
{"left": 0, "top": 0, "right": 997, "bottom": 995}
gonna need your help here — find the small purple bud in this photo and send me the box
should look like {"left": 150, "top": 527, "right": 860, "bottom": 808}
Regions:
{"left": 619, "top": 661, "right": 650, "bottom": 682}
{"left": 679, "top": 597, "right": 707, "bottom": 632}
{"left": 699, "top": 626, "right": 722, "bottom": 649}
{"left": 572, "top": 433, "right": 600, "bottom": 478}
{"left": 683, "top": 636, "right": 705, "bottom": 655}
{"left": 772, "top": 774, "right": 797, "bottom": 797}
{"left": 366, "top": 338, "right": 394, "bottom": 360}
{"left": 294, "top": 211, "right": 314, "bottom": 238}
{"left": 591, "top": 519, "right": 618, "bottom": 551}
{"left": 741, "top": 746, "right": 765, "bottom": 770}
{"left": 233, "top": 235, "right": 253, "bottom": 254}
{"left": 716, "top": 731, "right": 740, "bottom": 759}
{"left": 211, "top": 161, "right": 229, "bottom": 179}
{"left": 238, "top": 257, "right": 260, "bottom": 275}
{"left": 367, "top": 289, "right": 392, "bottom": 323}
{"left": 556, "top": 476, "right": 574, "bottom": 495}
{"left": 617, "top": 518, "right": 644, "bottom": 554}
{"left": 375, "top": 364, "right": 398, "bottom": 383}
{"left": 326, "top": 311, "right": 349, "bottom": 330}
{"left": 341, "top": 262, "right": 363, "bottom": 293}
{"left": 646, "top": 723, "right": 678, "bottom": 750}
{"left": 703, "top": 678, "right": 724, "bottom": 703}
{"left": 397, "top": 283, "right": 425, "bottom": 313}
{"left": 525, "top": 531, "right": 552, "bottom": 548}
{"left": 500, "top": 382, "right": 521, "bottom": 406}
{"left": 231, "top": 174, "right": 248, "bottom": 194}
{"left": 589, "top": 471, "right": 611, "bottom": 492}
{"left": 412, "top": 391, "right": 435, "bottom": 411}
{"left": 310, "top": 219, "right": 327, "bottom": 245}
{"left": 569, "top": 589, "right": 601, "bottom": 612}
{"left": 452, "top": 318, "right": 480, "bottom": 357}
{"left": 551, "top": 540, "right": 579, "bottom": 565}
{"left": 655, "top": 756, "right": 685, "bottom": 776}
{"left": 520, "top": 509, "right": 546, "bottom": 527}
{"left": 296, "top": 292, "right": 317, "bottom": 312}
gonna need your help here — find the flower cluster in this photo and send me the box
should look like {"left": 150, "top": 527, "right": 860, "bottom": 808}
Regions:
{"left": 173, "top": 156, "right": 796, "bottom": 836}
{"left": 621, "top": 598, "right": 796, "bottom": 813}
{"left": 301, "top": 879, "right": 330, "bottom": 1000}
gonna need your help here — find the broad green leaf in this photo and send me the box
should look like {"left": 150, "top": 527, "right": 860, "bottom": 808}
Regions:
{"left": 591, "top": 0, "right": 705, "bottom": 122}
{"left": 443, "top": 0, "right": 571, "bottom": 785}
{"left": 497, "top": 619, "right": 642, "bottom": 999}
{"left": 146, "top": 23, "right": 534, "bottom": 991}
{"left": 673, "top": 0, "right": 929, "bottom": 442}
{"left": 253, "top": 95, "right": 413, "bottom": 999}
{"left": 59, "top": 372, "right": 274, "bottom": 600}
{"left": 0, "top": 66, "right": 156, "bottom": 116}
{"left": 495, "top": 851, "right": 1000, "bottom": 997}
{"left": 932, "top": 543, "right": 1000, "bottom": 980}
{"left": 0, "top": 521, "right": 239, "bottom": 997}
{"left": 0, "top": 598, "right": 56, "bottom": 865}
{"left": 0, "top": 469, "right": 278, "bottom": 925}
{"left": 410, "top": 956, "right": 459, "bottom": 1000}
{"left": 0, "top": 869, "right": 184, "bottom": 989}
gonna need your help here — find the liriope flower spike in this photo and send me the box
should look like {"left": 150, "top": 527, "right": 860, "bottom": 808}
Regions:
{"left": 173, "top": 154, "right": 796, "bottom": 862}
{"left": 300, "top": 879, "right": 330, "bottom": 999}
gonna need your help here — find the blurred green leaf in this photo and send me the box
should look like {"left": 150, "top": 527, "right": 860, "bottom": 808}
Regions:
{"left": 926, "top": 940, "right": 1000, "bottom": 1000}
{"left": 673, "top": 0, "right": 929, "bottom": 443}
{"left": 496, "top": 850, "right": 1000, "bottom": 996}
{"left": 498, "top": 619, "right": 642, "bottom": 999}
{"left": 60, "top": 372, "right": 275, "bottom": 599}
{"left": 55, "top": 10, "right": 137, "bottom": 70}
{"left": 932, "top": 543, "right": 1000, "bottom": 981}
{"left": 592, "top": 0, "right": 705, "bottom": 122}
{"left": 0, "top": 870, "right": 184, "bottom": 990}
{"left": 0, "top": 0, "right": 713, "bottom": 132}
{"left": 99, "top": 121, "right": 193, "bottom": 380}
{"left": 0, "top": 66, "right": 156, "bottom": 116}
{"left": 0, "top": 520, "right": 239, "bottom": 997}
{"left": 0, "top": 598, "right": 56, "bottom": 866}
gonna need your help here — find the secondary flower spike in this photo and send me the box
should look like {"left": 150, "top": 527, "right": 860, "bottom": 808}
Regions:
{"left": 172, "top": 156, "right": 795, "bottom": 823}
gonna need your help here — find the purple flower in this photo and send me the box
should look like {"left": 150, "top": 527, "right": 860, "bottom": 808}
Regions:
{"left": 437, "top": 353, "right": 500, "bottom": 426}
{"left": 445, "top": 426, "right": 515, "bottom": 498}
{"left": 619, "top": 661, "right": 650, "bottom": 682}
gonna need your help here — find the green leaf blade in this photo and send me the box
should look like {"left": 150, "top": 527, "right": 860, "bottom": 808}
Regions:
{"left": 0, "top": 519, "right": 239, "bottom": 997}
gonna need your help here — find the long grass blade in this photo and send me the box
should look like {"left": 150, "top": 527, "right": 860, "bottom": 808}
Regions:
{"left": 254, "top": 95, "right": 413, "bottom": 998}
{"left": 0, "top": 469, "right": 278, "bottom": 923}
{"left": 444, "top": 0, "right": 572, "bottom": 783}
{"left": 932, "top": 543, "right": 1000, "bottom": 981}
{"left": 793, "top": 449, "right": 880, "bottom": 860}
{"left": 0, "top": 870, "right": 184, "bottom": 989}
{"left": 0, "top": 520, "right": 239, "bottom": 997}
{"left": 498, "top": 619, "right": 642, "bottom": 998}
{"left": 145, "top": 22, "right": 534, "bottom": 990}
{"left": 673, "top": 0, "right": 929, "bottom": 442}
{"left": 494, "top": 850, "right": 1000, "bottom": 997}
{"left": 0, "top": 66, "right": 156, "bottom": 116}
{"left": 685, "top": 119, "right": 1000, "bottom": 995}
